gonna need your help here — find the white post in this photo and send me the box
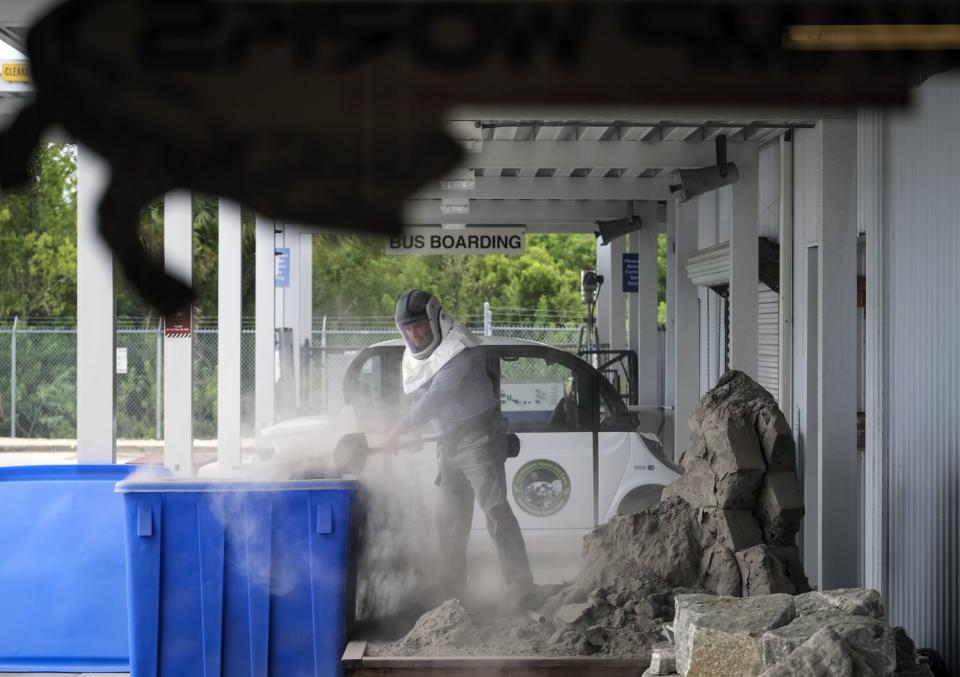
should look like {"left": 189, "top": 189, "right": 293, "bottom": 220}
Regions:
{"left": 76, "top": 147, "right": 115, "bottom": 464}
{"left": 860, "top": 109, "right": 886, "bottom": 598}
{"left": 163, "top": 190, "right": 193, "bottom": 477}
{"left": 255, "top": 214, "right": 276, "bottom": 448}
{"left": 596, "top": 236, "right": 626, "bottom": 350}
{"left": 728, "top": 164, "right": 760, "bottom": 378}
{"left": 779, "top": 133, "right": 795, "bottom": 420}
{"left": 697, "top": 191, "right": 720, "bottom": 393}
{"left": 665, "top": 206, "right": 677, "bottom": 406}
{"left": 673, "top": 201, "right": 700, "bottom": 452}
{"left": 281, "top": 224, "right": 301, "bottom": 409}
{"left": 483, "top": 302, "right": 493, "bottom": 336}
{"left": 298, "top": 229, "right": 313, "bottom": 408}
{"left": 217, "top": 199, "right": 242, "bottom": 475}
{"left": 630, "top": 223, "right": 660, "bottom": 406}
{"left": 818, "top": 118, "right": 859, "bottom": 589}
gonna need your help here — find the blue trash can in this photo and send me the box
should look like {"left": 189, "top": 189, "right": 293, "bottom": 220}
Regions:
{"left": 0, "top": 464, "right": 147, "bottom": 673}
{"left": 116, "top": 478, "right": 358, "bottom": 677}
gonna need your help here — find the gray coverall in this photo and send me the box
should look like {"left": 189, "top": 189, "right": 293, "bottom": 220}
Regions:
{"left": 394, "top": 348, "right": 534, "bottom": 598}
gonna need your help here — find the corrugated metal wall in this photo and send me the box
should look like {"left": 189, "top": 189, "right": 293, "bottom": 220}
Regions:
{"left": 757, "top": 284, "right": 779, "bottom": 401}
{"left": 884, "top": 73, "right": 960, "bottom": 670}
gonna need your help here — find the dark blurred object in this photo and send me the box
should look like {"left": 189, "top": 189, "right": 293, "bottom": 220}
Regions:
{"left": 2, "top": 0, "right": 959, "bottom": 313}
{"left": 918, "top": 648, "right": 951, "bottom": 677}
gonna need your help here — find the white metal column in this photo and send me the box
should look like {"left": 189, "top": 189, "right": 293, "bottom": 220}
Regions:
{"left": 163, "top": 191, "right": 193, "bottom": 477}
{"left": 630, "top": 226, "right": 660, "bottom": 406}
{"left": 818, "top": 118, "right": 859, "bottom": 589}
{"left": 255, "top": 215, "right": 276, "bottom": 447}
{"left": 76, "top": 147, "right": 115, "bottom": 463}
{"left": 217, "top": 199, "right": 242, "bottom": 474}
{"left": 595, "top": 236, "right": 626, "bottom": 349}
{"left": 860, "top": 109, "right": 886, "bottom": 598}
{"left": 281, "top": 224, "right": 302, "bottom": 409}
{"left": 728, "top": 165, "right": 759, "bottom": 378}
{"left": 673, "top": 201, "right": 700, "bottom": 450}
{"left": 665, "top": 208, "right": 676, "bottom": 407}
{"left": 697, "top": 191, "right": 720, "bottom": 393}
{"left": 779, "top": 134, "right": 795, "bottom": 420}
{"left": 298, "top": 231, "right": 313, "bottom": 409}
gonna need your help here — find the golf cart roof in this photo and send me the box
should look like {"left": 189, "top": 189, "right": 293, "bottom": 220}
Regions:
{"left": 368, "top": 336, "right": 555, "bottom": 350}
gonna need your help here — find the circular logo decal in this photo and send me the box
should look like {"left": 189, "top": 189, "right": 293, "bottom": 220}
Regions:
{"left": 512, "top": 459, "right": 571, "bottom": 517}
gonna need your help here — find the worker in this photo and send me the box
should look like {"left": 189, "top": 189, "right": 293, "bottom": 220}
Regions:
{"left": 383, "top": 289, "right": 535, "bottom": 610}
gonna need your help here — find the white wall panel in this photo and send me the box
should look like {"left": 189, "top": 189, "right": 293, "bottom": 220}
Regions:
{"left": 883, "top": 73, "right": 960, "bottom": 671}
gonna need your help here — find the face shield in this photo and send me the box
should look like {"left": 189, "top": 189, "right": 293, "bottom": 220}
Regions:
{"left": 395, "top": 290, "right": 443, "bottom": 359}
{"left": 399, "top": 318, "right": 436, "bottom": 355}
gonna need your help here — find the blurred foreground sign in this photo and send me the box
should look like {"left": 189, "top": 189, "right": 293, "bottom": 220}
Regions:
{"left": 5, "top": 0, "right": 960, "bottom": 313}
{"left": 386, "top": 227, "right": 525, "bottom": 255}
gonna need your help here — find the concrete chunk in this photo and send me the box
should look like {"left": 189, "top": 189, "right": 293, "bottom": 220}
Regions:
{"left": 554, "top": 602, "right": 590, "bottom": 626}
{"left": 661, "top": 462, "right": 718, "bottom": 508}
{"left": 758, "top": 627, "right": 879, "bottom": 677}
{"left": 756, "top": 471, "right": 805, "bottom": 544}
{"left": 698, "top": 544, "right": 742, "bottom": 597}
{"left": 715, "top": 469, "right": 765, "bottom": 509}
{"left": 704, "top": 419, "right": 767, "bottom": 476}
{"left": 736, "top": 544, "right": 801, "bottom": 596}
{"left": 649, "top": 643, "right": 677, "bottom": 674}
{"left": 794, "top": 588, "right": 885, "bottom": 619}
{"left": 762, "top": 611, "right": 897, "bottom": 675}
{"left": 703, "top": 508, "right": 763, "bottom": 552}
{"left": 755, "top": 409, "right": 797, "bottom": 471}
{"left": 675, "top": 594, "right": 796, "bottom": 677}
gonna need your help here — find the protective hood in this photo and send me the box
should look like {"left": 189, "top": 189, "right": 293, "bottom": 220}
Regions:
{"left": 401, "top": 311, "right": 479, "bottom": 393}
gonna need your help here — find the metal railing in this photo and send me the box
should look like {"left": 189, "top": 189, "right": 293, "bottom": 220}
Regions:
{"left": 0, "top": 311, "right": 633, "bottom": 439}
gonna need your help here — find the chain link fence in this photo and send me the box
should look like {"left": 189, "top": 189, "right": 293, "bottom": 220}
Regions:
{"left": 0, "top": 313, "right": 662, "bottom": 439}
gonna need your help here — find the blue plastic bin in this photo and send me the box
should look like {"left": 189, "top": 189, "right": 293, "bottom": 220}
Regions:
{"left": 0, "top": 464, "right": 143, "bottom": 672}
{"left": 116, "top": 478, "right": 358, "bottom": 677}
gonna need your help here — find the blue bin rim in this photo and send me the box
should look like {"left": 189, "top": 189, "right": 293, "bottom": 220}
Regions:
{"left": 0, "top": 464, "right": 144, "bottom": 482}
{"left": 115, "top": 478, "right": 358, "bottom": 493}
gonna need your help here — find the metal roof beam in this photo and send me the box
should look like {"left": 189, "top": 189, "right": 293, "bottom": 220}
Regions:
{"left": 464, "top": 140, "right": 758, "bottom": 170}
{"left": 403, "top": 199, "right": 648, "bottom": 225}
{"left": 416, "top": 176, "right": 672, "bottom": 201}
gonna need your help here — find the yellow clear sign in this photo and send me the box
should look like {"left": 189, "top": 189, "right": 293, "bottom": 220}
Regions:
{"left": 2, "top": 63, "right": 30, "bottom": 82}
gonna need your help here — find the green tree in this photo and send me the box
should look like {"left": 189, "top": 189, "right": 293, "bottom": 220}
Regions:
{"left": 310, "top": 231, "right": 596, "bottom": 322}
{"left": 0, "top": 144, "right": 78, "bottom": 317}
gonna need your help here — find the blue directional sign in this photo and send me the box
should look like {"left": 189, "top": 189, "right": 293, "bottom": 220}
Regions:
{"left": 623, "top": 253, "right": 639, "bottom": 293}
{"left": 275, "top": 247, "right": 290, "bottom": 288}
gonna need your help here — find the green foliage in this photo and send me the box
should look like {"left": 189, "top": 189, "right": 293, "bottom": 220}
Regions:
{"left": 0, "top": 144, "right": 78, "bottom": 317}
{"left": 311, "top": 231, "right": 596, "bottom": 321}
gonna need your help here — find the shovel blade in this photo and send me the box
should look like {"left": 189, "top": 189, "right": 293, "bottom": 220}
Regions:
{"left": 333, "top": 432, "right": 370, "bottom": 475}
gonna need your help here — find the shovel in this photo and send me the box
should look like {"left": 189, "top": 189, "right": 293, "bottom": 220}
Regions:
{"left": 333, "top": 432, "right": 442, "bottom": 475}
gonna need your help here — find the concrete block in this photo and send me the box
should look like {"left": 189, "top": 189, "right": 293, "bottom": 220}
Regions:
{"left": 674, "top": 594, "right": 796, "bottom": 677}
{"left": 762, "top": 612, "right": 896, "bottom": 676}
{"left": 758, "top": 627, "right": 879, "bottom": 677}
{"left": 794, "top": 588, "right": 885, "bottom": 619}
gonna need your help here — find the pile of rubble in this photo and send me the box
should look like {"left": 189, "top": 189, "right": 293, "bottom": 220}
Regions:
{"left": 644, "top": 588, "right": 933, "bottom": 677}
{"left": 572, "top": 370, "right": 809, "bottom": 598}
{"left": 375, "top": 577, "right": 689, "bottom": 658}
{"left": 369, "top": 372, "right": 932, "bottom": 674}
